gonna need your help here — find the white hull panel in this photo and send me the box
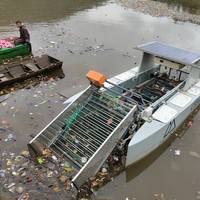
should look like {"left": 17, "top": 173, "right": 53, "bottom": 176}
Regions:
{"left": 126, "top": 83, "right": 200, "bottom": 167}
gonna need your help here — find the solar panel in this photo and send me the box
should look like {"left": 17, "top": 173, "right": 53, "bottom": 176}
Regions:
{"left": 136, "top": 41, "right": 200, "bottom": 65}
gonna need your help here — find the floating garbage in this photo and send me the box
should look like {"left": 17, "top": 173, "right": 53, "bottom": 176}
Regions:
{"left": 81, "top": 157, "right": 87, "bottom": 164}
{"left": 18, "top": 193, "right": 29, "bottom": 200}
{"left": 47, "top": 162, "right": 56, "bottom": 170}
{"left": 189, "top": 151, "right": 200, "bottom": 158}
{"left": 2, "top": 102, "right": 7, "bottom": 106}
{"left": 20, "top": 150, "right": 29, "bottom": 157}
{"left": 12, "top": 171, "right": 19, "bottom": 176}
{"left": 0, "top": 127, "right": 7, "bottom": 133}
{"left": 0, "top": 169, "right": 5, "bottom": 177}
{"left": 187, "top": 120, "right": 193, "bottom": 128}
{"left": 16, "top": 186, "right": 24, "bottom": 194}
{"left": 101, "top": 167, "right": 108, "bottom": 173}
{"left": 7, "top": 183, "right": 16, "bottom": 189}
{"left": 36, "top": 156, "right": 45, "bottom": 165}
{"left": 47, "top": 170, "right": 54, "bottom": 178}
{"left": 26, "top": 176, "right": 33, "bottom": 183}
{"left": 174, "top": 149, "right": 181, "bottom": 156}
{"left": 7, "top": 133, "right": 16, "bottom": 141}
{"left": 59, "top": 175, "right": 68, "bottom": 183}
{"left": 107, "top": 118, "right": 113, "bottom": 125}
{"left": 52, "top": 155, "right": 58, "bottom": 161}
{"left": 49, "top": 41, "right": 56, "bottom": 44}
{"left": 42, "top": 148, "right": 51, "bottom": 157}
{"left": 6, "top": 159, "right": 12, "bottom": 166}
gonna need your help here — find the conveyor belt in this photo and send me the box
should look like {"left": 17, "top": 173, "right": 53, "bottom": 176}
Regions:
{"left": 29, "top": 85, "right": 137, "bottom": 187}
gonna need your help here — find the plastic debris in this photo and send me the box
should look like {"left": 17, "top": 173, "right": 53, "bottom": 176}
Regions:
{"left": 52, "top": 186, "right": 61, "bottom": 192}
{"left": 36, "top": 156, "right": 45, "bottom": 165}
{"left": 16, "top": 186, "right": 24, "bottom": 194}
{"left": 38, "top": 100, "right": 47, "bottom": 105}
{"left": 12, "top": 171, "right": 19, "bottom": 176}
{"left": 20, "top": 150, "right": 29, "bottom": 157}
{"left": 52, "top": 155, "right": 58, "bottom": 161}
{"left": 101, "top": 167, "right": 108, "bottom": 173}
{"left": 7, "top": 133, "right": 16, "bottom": 141}
{"left": 7, "top": 183, "right": 16, "bottom": 189}
{"left": 107, "top": 118, "right": 113, "bottom": 125}
{"left": 6, "top": 159, "right": 12, "bottom": 166}
{"left": 15, "top": 156, "right": 23, "bottom": 162}
{"left": 0, "top": 127, "right": 7, "bottom": 133}
{"left": 18, "top": 193, "right": 29, "bottom": 200}
{"left": 47, "top": 162, "right": 56, "bottom": 170}
{"left": 189, "top": 151, "right": 200, "bottom": 158}
{"left": 50, "top": 41, "right": 56, "bottom": 44}
{"left": 2, "top": 102, "right": 7, "bottom": 106}
{"left": 113, "top": 156, "right": 119, "bottom": 161}
{"left": 42, "top": 148, "right": 51, "bottom": 157}
{"left": 26, "top": 176, "right": 33, "bottom": 182}
{"left": 59, "top": 175, "right": 68, "bottom": 183}
{"left": 0, "top": 170, "right": 5, "bottom": 177}
{"left": 47, "top": 170, "right": 54, "bottom": 178}
{"left": 20, "top": 171, "right": 27, "bottom": 177}
{"left": 81, "top": 157, "right": 87, "bottom": 164}
{"left": 187, "top": 120, "right": 193, "bottom": 128}
{"left": 196, "top": 191, "right": 200, "bottom": 199}
{"left": 8, "top": 186, "right": 16, "bottom": 193}
{"left": 63, "top": 163, "right": 73, "bottom": 173}
{"left": 174, "top": 149, "right": 181, "bottom": 156}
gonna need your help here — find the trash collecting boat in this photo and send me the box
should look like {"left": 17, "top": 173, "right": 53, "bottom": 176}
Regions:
{"left": 0, "top": 43, "right": 32, "bottom": 62}
{"left": 28, "top": 41, "right": 200, "bottom": 188}
{"left": 0, "top": 54, "right": 63, "bottom": 88}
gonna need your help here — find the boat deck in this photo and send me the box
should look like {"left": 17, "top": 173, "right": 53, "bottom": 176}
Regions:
{"left": 0, "top": 54, "right": 62, "bottom": 87}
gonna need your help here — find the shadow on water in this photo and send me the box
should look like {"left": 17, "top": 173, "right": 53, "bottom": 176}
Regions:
{"left": 0, "top": 0, "right": 107, "bottom": 26}
{"left": 126, "top": 131, "right": 179, "bottom": 182}
{"left": 153, "top": 0, "right": 200, "bottom": 15}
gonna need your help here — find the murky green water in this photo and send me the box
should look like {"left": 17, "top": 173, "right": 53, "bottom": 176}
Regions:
{"left": 153, "top": 0, "right": 200, "bottom": 15}
{"left": 0, "top": 0, "right": 107, "bottom": 26}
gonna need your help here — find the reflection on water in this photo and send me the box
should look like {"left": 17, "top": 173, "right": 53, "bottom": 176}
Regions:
{"left": 0, "top": 0, "right": 107, "bottom": 26}
{"left": 153, "top": 0, "right": 200, "bottom": 15}
{"left": 126, "top": 131, "right": 177, "bottom": 182}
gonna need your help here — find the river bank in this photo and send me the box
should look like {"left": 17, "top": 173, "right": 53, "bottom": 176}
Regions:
{"left": 119, "top": 0, "right": 200, "bottom": 25}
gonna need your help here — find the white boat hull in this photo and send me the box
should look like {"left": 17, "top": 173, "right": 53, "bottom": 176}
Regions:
{"left": 126, "top": 82, "right": 200, "bottom": 167}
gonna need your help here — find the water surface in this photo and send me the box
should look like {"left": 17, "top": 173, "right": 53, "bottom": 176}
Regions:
{"left": 153, "top": 0, "right": 200, "bottom": 15}
{"left": 1, "top": 1, "right": 200, "bottom": 200}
